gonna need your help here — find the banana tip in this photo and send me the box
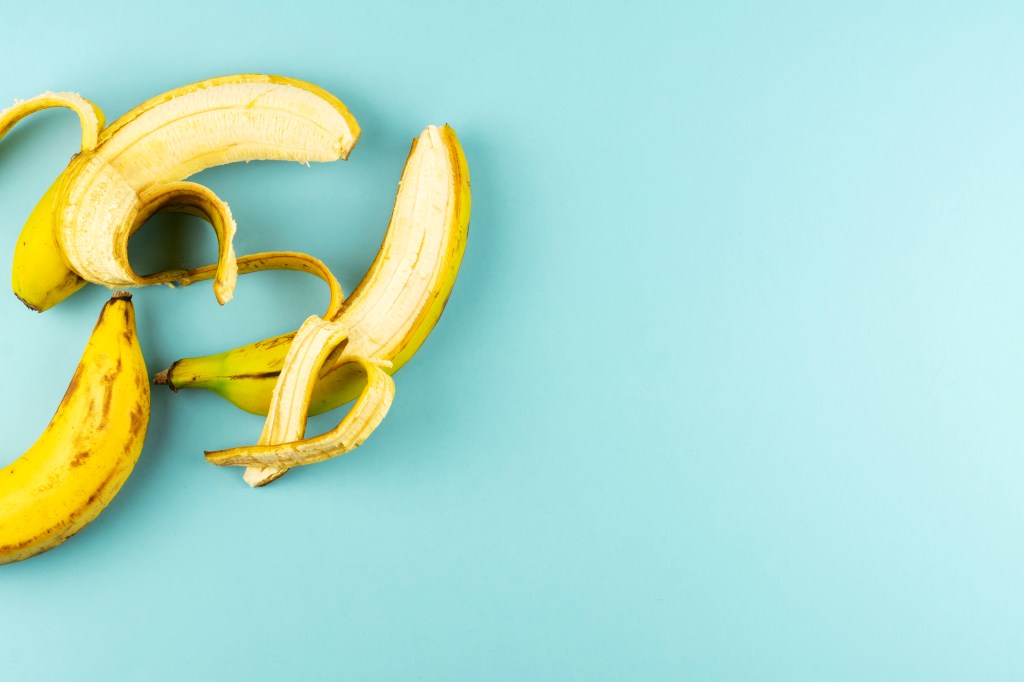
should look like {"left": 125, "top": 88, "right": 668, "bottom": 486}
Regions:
{"left": 153, "top": 367, "right": 177, "bottom": 392}
{"left": 13, "top": 292, "right": 42, "bottom": 313}
{"left": 111, "top": 291, "right": 132, "bottom": 301}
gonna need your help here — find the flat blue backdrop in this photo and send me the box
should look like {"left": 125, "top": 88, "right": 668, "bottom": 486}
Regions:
{"left": 2, "top": 1, "right": 1023, "bottom": 679}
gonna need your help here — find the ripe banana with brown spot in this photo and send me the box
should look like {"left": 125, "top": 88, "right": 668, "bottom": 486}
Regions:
{"left": 0, "top": 75, "right": 360, "bottom": 311}
{"left": 157, "top": 125, "right": 471, "bottom": 485}
{"left": 0, "top": 292, "right": 149, "bottom": 564}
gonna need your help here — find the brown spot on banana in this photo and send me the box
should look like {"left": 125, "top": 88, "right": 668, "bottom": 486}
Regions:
{"left": 0, "top": 292, "right": 149, "bottom": 564}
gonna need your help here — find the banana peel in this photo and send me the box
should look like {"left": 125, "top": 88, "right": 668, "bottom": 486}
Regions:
{"left": 0, "top": 75, "right": 360, "bottom": 311}
{"left": 163, "top": 125, "right": 470, "bottom": 486}
{"left": 0, "top": 293, "right": 148, "bottom": 564}
{"left": 1, "top": 76, "right": 471, "bottom": 497}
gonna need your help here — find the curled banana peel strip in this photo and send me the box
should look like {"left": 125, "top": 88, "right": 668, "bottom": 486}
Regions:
{"left": 205, "top": 316, "right": 395, "bottom": 487}
{"left": 2, "top": 75, "right": 360, "bottom": 311}
{"left": 0, "top": 293, "right": 149, "bottom": 564}
{"left": 157, "top": 125, "right": 471, "bottom": 424}
{"left": 174, "top": 250, "right": 345, "bottom": 320}
{"left": 0, "top": 92, "right": 105, "bottom": 151}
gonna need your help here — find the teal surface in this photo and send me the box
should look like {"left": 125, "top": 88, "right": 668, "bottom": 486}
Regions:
{"left": 1, "top": 1, "right": 1023, "bottom": 679}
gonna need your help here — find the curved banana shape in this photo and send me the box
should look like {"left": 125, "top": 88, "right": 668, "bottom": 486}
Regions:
{"left": 13, "top": 181, "right": 87, "bottom": 312}
{"left": 174, "top": 250, "right": 345, "bottom": 321}
{"left": 157, "top": 124, "right": 470, "bottom": 417}
{"left": 0, "top": 292, "right": 149, "bottom": 564}
{"left": 0, "top": 92, "right": 106, "bottom": 311}
{"left": 2, "top": 74, "right": 360, "bottom": 310}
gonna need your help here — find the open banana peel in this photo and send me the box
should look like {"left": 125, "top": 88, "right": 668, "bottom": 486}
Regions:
{"left": 1, "top": 75, "right": 360, "bottom": 311}
{"left": 0, "top": 73, "right": 470, "bottom": 561}
{"left": 163, "top": 124, "right": 471, "bottom": 486}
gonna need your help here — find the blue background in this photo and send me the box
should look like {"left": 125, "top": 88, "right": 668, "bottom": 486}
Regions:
{"left": 2, "top": 1, "right": 1023, "bottom": 679}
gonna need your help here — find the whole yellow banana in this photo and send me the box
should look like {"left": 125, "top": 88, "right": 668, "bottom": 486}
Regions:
{"left": 156, "top": 124, "right": 470, "bottom": 419}
{"left": 0, "top": 292, "right": 149, "bottom": 564}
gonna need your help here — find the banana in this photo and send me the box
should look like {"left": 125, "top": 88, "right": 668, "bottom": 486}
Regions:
{"left": 0, "top": 292, "right": 149, "bottom": 564}
{"left": 175, "top": 250, "right": 345, "bottom": 320}
{"left": 0, "top": 75, "right": 360, "bottom": 311}
{"left": 0, "top": 91, "right": 105, "bottom": 150}
{"left": 0, "top": 92, "right": 106, "bottom": 311}
{"left": 156, "top": 125, "right": 471, "bottom": 485}
{"left": 208, "top": 316, "right": 395, "bottom": 487}
{"left": 158, "top": 124, "right": 469, "bottom": 413}
{"left": 13, "top": 180, "right": 87, "bottom": 312}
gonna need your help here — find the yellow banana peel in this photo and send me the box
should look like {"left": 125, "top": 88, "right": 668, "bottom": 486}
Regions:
{"left": 0, "top": 293, "right": 148, "bottom": 564}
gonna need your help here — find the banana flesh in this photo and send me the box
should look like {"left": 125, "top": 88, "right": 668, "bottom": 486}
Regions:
{"left": 158, "top": 125, "right": 471, "bottom": 419}
{"left": 4, "top": 75, "right": 360, "bottom": 310}
{"left": 0, "top": 293, "right": 149, "bottom": 564}
{"left": 95, "top": 76, "right": 358, "bottom": 185}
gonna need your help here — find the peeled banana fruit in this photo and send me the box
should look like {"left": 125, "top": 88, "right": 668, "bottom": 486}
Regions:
{"left": 0, "top": 75, "right": 360, "bottom": 310}
{"left": 0, "top": 293, "right": 149, "bottom": 564}
{"left": 156, "top": 125, "right": 470, "bottom": 485}
{"left": 157, "top": 124, "right": 470, "bottom": 414}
